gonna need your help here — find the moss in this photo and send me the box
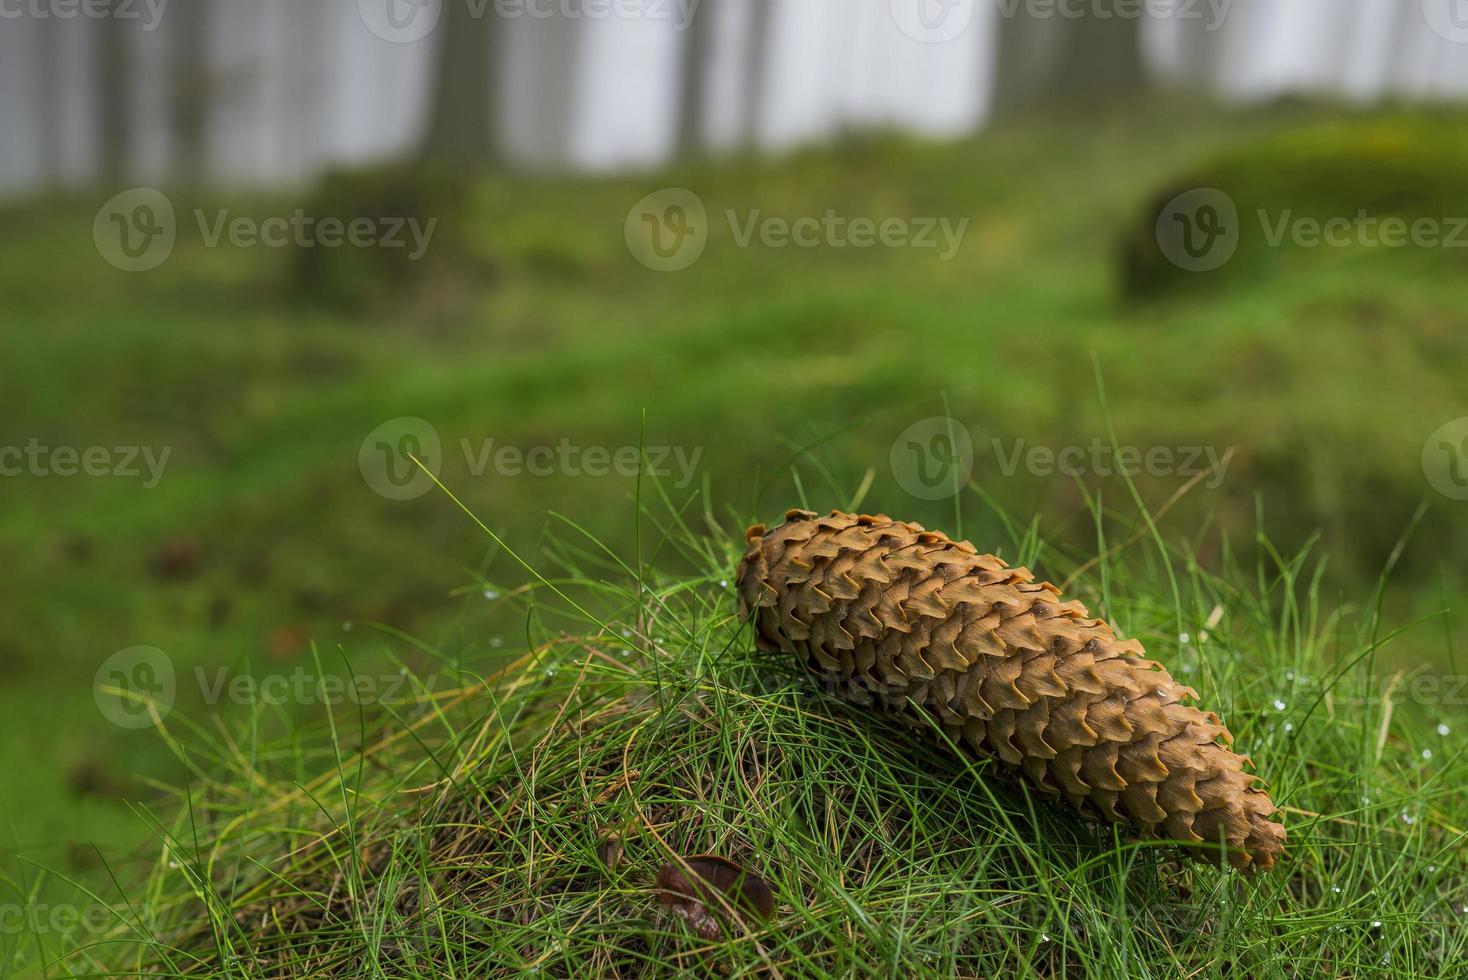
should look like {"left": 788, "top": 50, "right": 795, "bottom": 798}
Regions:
{"left": 1120, "top": 115, "right": 1468, "bottom": 299}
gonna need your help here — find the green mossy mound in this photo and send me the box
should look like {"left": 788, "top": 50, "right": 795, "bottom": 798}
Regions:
{"left": 1121, "top": 117, "right": 1468, "bottom": 298}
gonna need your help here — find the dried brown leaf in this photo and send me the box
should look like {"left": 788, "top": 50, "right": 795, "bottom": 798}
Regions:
{"left": 654, "top": 854, "right": 775, "bottom": 941}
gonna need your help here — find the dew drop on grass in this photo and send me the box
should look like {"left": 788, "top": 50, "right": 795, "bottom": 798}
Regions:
{"left": 1285, "top": 671, "right": 1294, "bottom": 682}
{"left": 1284, "top": 723, "right": 1294, "bottom": 733}
{"left": 1273, "top": 699, "right": 1287, "bottom": 711}
{"left": 490, "top": 637, "right": 503, "bottom": 649}
{"left": 1438, "top": 723, "right": 1451, "bottom": 736}
{"left": 1040, "top": 934, "right": 1050, "bottom": 943}
{"left": 1178, "top": 632, "right": 1190, "bottom": 645}
{"left": 719, "top": 579, "right": 729, "bottom": 589}
{"left": 483, "top": 589, "right": 499, "bottom": 601}
{"left": 1422, "top": 748, "right": 1432, "bottom": 760}
{"left": 1332, "top": 886, "right": 1341, "bottom": 893}
{"left": 1401, "top": 812, "right": 1415, "bottom": 825}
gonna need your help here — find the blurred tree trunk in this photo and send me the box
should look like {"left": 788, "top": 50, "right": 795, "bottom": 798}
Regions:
{"left": 741, "top": 0, "right": 772, "bottom": 148}
{"left": 424, "top": 1, "right": 500, "bottom": 163}
{"left": 990, "top": 8, "right": 1064, "bottom": 115}
{"left": 1172, "top": 11, "right": 1229, "bottom": 91}
{"left": 95, "top": 1, "right": 130, "bottom": 180}
{"left": 1054, "top": 1, "right": 1145, "bottom": 94}
{"left": 1385, "top": 0, "right": 1428, "bottom": 93}
{"left": 676, "top": 0, "right": 714, "bottom": 155}
{"left": 991, "top": 1, "right": 1145, "bottom": 116}
{"left": 170, "top": 0, "right": 209, "bottom": 185}
{"left": 37, "top": 17, "right": 62, "bottom": 183}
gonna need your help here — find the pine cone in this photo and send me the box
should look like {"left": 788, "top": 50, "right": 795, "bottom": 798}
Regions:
{"left": 736, "top": 509, "right": 1285, "bottom": 873}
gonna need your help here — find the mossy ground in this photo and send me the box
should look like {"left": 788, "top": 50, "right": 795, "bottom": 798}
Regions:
{"left": 2, "top": 96, "right": 1466, "bottom": 976}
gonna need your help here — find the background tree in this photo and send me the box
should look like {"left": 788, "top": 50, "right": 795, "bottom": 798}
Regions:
{"left": 676, "top": 0, "right": 715, "bottom": 155}
{"left": 991, "top": 0, "right": 1145, "bottom": 116}
{"left": 423, "top": 0, "right": 501, "bottom": 163}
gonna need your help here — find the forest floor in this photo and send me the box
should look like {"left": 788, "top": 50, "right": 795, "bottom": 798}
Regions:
{"left": 1, "top": 97, "right": 1465, "bottom": 975}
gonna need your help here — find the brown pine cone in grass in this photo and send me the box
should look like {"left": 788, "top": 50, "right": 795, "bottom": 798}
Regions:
{"left": 736, "top": 508, "right": 1285, "bottom": 873}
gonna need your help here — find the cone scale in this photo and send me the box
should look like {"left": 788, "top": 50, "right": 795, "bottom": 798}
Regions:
{"left": 736, "top": 509, "right": 1285, "bottom": 873}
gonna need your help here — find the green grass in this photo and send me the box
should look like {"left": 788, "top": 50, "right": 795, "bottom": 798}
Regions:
{"left": 8, "top": 485, "right": 1464, "bottom": 977}
{"left": 1, "top": 95, "right": 1467, "bottom": 974}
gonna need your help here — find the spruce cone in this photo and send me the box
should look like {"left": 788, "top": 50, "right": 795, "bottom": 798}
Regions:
{"left": 736, "top": 509, "right": 1285, "bottom": 873}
